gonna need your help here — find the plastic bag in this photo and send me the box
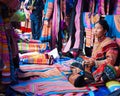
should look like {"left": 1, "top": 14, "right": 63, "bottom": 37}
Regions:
{"left": 10, "top": 10, "right": 26, "bottom": 22}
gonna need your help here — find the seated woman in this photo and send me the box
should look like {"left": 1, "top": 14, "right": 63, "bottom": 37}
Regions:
{"left": 68, "top": 19, "right": 120, "bottom": 87}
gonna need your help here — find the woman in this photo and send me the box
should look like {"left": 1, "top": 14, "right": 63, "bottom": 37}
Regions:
{"left": 83, "top": 19, "right": 119, "bottom": 82}
{"left": 69, "top": 20, "right": 120, "bottom": 87}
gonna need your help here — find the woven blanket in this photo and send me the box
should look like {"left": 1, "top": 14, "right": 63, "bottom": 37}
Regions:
{"left": 18, "top": 42, "right": 49, "bottom": 52}
{"left": 19, "top": 52, "right": 50, "bottom": 64}
{"left": 11, "top": 65, "right": 97, "bottom": 96}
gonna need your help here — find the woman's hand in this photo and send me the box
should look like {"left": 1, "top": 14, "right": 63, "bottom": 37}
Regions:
{"left": 83, "top": 59, "right": 95, "bottom": 73}
{"left": 84, "top": 59, "right": 95, "bottom": 67}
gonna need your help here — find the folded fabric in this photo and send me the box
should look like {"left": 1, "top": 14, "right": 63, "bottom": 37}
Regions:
{"left": 106, "top": 80, "right": 120, "bottom": 92}
{"left": 19, "top": 52, "right": 51, "bottom": 64}
{"left": 18, "top": 42, "right": 49, "bottom": 52}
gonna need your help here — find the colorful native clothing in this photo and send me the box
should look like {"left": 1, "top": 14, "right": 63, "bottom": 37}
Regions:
{"left": 91, "top": 37, "right": 118, "bottom": 81}
{"left": 82, "top": 36, "right": 118, "bottom": 82}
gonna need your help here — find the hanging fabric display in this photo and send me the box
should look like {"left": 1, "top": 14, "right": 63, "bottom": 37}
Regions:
{"left": 39, "top": 0, "right": 54, "bottom": 42}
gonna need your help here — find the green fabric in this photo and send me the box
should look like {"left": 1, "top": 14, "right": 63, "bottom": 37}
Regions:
{"left": 10, "top": 10, "right": 26, "bottom": 22}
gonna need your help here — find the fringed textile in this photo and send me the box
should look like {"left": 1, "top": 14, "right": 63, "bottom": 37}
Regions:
{"left": 40, "top": 0, "right": 54, "bottom": 42}
{"left": 0, "top": 24, "right": 11, "bottom": 84}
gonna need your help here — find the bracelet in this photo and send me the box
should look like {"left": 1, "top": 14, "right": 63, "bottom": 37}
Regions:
{"left": 95, "top": 61, "right": 98, "bottom": 68}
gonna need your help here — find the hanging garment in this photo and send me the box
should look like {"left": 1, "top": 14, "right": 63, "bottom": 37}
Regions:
{"left": 105, "top": 15, "right": 120, "bottom": 46}
{"left": 51, "top": 0, "right": 60, "bottom": 49}
{"left": 0, "top": 24, "right": 11, "bottom": 84}
{"left": 40, "top": 0, "right": 54, "bottom": 42}
{"left": 83, "top": 12, "right": 100, "bottom": 48}
{"left": 62, "top": 0, "right": 82, "bottom": 53}
{"left": 72, "top": 0, "right": 83, "bottom": 49}
{"left": 114, "top": 0, "right": 120, "bottom": 14}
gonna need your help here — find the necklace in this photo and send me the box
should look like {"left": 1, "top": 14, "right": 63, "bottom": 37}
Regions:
{"left": 92, "top": 36, "right": 106, "bottom": 58}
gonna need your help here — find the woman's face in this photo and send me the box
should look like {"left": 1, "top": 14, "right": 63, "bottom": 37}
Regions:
{"left": 94, "top": 23, "right": 106, "bottom": 38}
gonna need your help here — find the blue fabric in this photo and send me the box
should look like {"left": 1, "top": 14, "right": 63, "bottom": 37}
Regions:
{"left": 83, "top": 86, "right": 110, "bottom": 96}
{"left": 44, "top": 0, "right": 54, "bottom": 15}
{"left": 105, "top": 15, "right": 120, "bottom": 38}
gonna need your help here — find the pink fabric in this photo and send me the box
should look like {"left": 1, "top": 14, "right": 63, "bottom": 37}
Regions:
{"left": 63, "top": 0, "right": 82, "bottom": 52}
{"left": 73, "top": 0, "right": 82, "bottom": 49}
{"left": 51, "top": 0, "right": 59, "bottom": 49}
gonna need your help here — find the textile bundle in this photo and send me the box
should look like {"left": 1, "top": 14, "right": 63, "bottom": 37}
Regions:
{"left": 18, "top": 41, "right": 49, "bottom": 52}
{"left": 19, "top": 52, "right": 50, "bottom": 64}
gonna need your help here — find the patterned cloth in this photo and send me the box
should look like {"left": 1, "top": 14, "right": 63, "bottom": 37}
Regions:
{"left": 91, "top": 37, "right": 118, "bottom": 81}
{"left": 18, "top": 41, "right": 49, "bottom": 52}
{"left": 11, "top": 64, "right": 97, "bottom": 96}
{"left": 83, "top": 12, "right": 100, "bottom": 47}
{"left": 19, "top": 52, "right": 50, "bottom": 64}
{"left": 114, "top": 0, "right": 120, "bottom": 14}
{"left": 0, "top": 24, "right": 11, "bottom": 84}
{"left": 40, "top": 0, "right": 54, "bottom": 42}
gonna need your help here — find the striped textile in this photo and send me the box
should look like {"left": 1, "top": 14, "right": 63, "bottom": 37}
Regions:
{"left": 18, "top": 42, "right": 49, "bottom": 52}
{"left": 19, "top": 64, "right": 55, "bottom": 72}
{"left": 11, "top": 65, "right": 97, "bottom": 95}
{"left": 106, "top": 80, "right": 120, "bottom": 92}
{"left": 62, "top": 0, "right": 80, "bottom": 53}
{"left": 114, "top": 0, "right": 120, "bottom": 14}
{"left": 51, "top": 0, "right": 60, "bottom": 49}
{"left": 19, "top": 52, "right": 50, "bottom": 64}
{"left": 40, "top": 23, "right": 52, "bottom": 42}
{"left": 72, "top": 0, "right": 82, "bottom": 49}
{"left": 20, "top": 0, "right": 31, "bottom": 33}
{"left": 18, "top": 67, "right": 63, "bottom": 78}
{"left": 0, "top": 24, "right": 11, "bottom": 84}
{"left": 40, "top": 0, "right": 54, "bottom": 42}
{"left": 98, "top": 0, "right": 105, "bottom": 15}
{"left": 20, "top": 20, "right": 31, "bottom": 33}
{"left": 83, "top": 12, "right": 100, "bottom": 47}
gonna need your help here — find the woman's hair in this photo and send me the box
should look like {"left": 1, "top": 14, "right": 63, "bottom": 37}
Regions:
{"left": 96, "top": 19, "right": 109, "bottom": 32}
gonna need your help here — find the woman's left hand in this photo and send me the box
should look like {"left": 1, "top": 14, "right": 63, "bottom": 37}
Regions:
{"left": 84, "top": 59, "right": 95, "bottom": 67}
